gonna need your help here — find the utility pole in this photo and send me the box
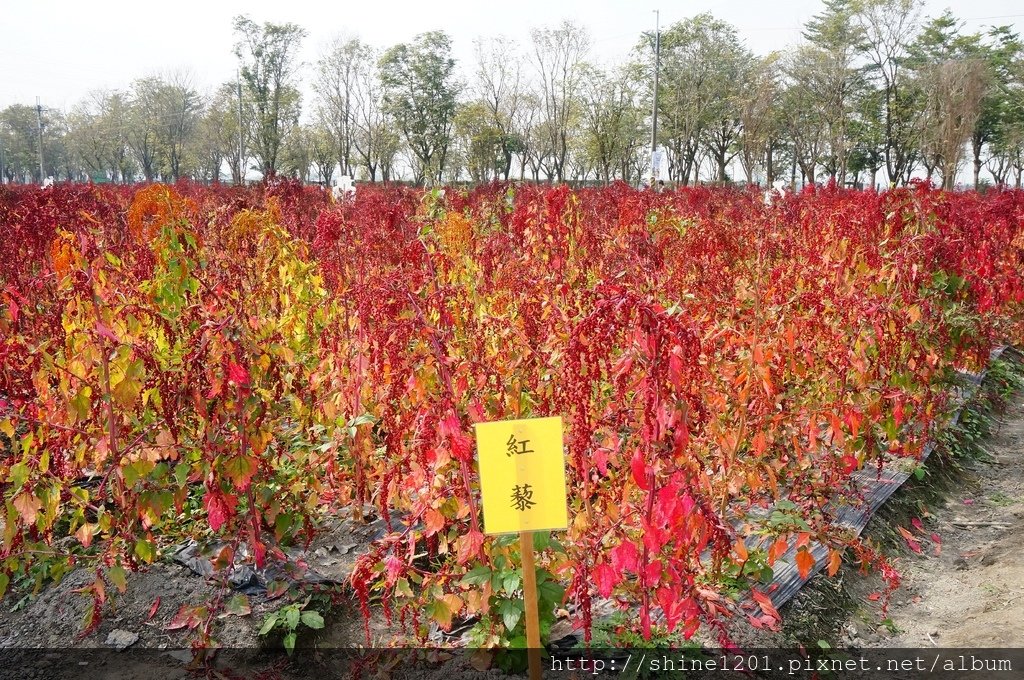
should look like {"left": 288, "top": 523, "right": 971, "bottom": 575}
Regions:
{"left": 36, "top": 96, "right": 45, "bottom": 183}
{"left": 237, "top": 68, "right": 244, "bottom": 185}
{"left": 650, "top": 10, "right": 661, "bottom": 183}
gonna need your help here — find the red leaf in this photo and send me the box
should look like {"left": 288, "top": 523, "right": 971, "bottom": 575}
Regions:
{"left": 630, "top": 450, "right": 651, "bottom": 490}
{"left": 385, "top": 555, "right": 404, "bottom": 585}
{"left": 424, "top": 508, "right": 446, "bottom": 537}
{"left": 644, "top": 559, "right": 662, "bottom": 587}
{"left": 204, "top": 489, "right": 236, "bottom": 532}
{"left": 610, "top": 541, "right": 639, "bottom": 575}
{"left": 5, "top": 295, "right": 18, "bottom": 323}
{"left": 94, "top": 321, "right": 119, "bottom": 344}
{"left": 147, "top": 597, "right": 161, "bottom": 620}
{"left": 227, "top": 361, "right": 250, "bottom": 387}
{"left": 593, "top": 563, "right": 619, "bottom": 598}
{"left": 165, "top": 605, "right": 199, "bottom": 630}
{"left": 867, "top": 592, "right": 882, "bottom": 601}
{"left": 897, "top": 526, "right": 923, "bottom": 554}
{"left": 911, "top": 517, "right": 925, "bottom": 533}
{"left": 656, "top": 586, "right": 683, "bottom": 631}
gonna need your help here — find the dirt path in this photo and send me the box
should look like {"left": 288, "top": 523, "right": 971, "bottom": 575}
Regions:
{"left": 859, "top": 390, "right": 1024, "bottom": 648}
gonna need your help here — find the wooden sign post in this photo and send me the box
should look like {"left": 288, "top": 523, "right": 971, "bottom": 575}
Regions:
{"left": 475, "top": 416, "right": 568, "bottom": 680}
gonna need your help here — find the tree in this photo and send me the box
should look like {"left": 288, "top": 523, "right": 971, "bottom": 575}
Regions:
{"left": 190, "top": 83, "right": 244, "bottom": 183}
{"left": 315, "top": 37, "right": 364, "bottom": 178}
{"left": 699, "top": 34, "right": 753, "bottom": 183}
{"left": 346, "top": 43, "right": 397, "bottom": 182}
{"left": 308, "top": 121, "right": 336, "bottom": 185}
{"left": 473, "top": 37, "right": 528, "bottom": 180}
{"left": 66, "top": 90, "right": 136, "bottom": 183}
{"left": 0, "top": 105, "right": 43, "bottom": 183}
{"left": 380, "top": 31, "right": 460, "bottom": 185}
{"left": 908, "top": 12, "right": 988, "bottom": 188}
{"left": 641, "top": 14, "right": 746, "bottom": 185}
{"left": 580, "top": 65, "right": 645, "bottom": 184}
{"left": 973, "top": 26, "right": 1024, "bottom": 188}
{"left": 530, "top": 21, "right": 590, "bottom": 182}
{"left": 454, "top": 101, "right": 505, "bottom": 182}
{"left": 278, "top": 123, "right": 311, "bottom": 181}
{"left": 782, "top": 51, "right": 829, "bottom": 185}
{"left": 125, "top": 78, "right": 164, "bottom": 181}
{"left": 155, "top": 71, "right": 202, "bottom": 181}
{"left": 233, "top": 15, "right": 307, "bottom": 179}
{"left": 802, "top": 0, "right": 866, "bottom": 183}
{"left": 737, "top": 54, "right": 784, "bottom": 184}
{"left": 854, "top": 0, "right": 923, "bottom": 186}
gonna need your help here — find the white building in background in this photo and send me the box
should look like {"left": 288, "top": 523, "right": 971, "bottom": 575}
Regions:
{"left": 331, "top": 175, "right": 356, "bottom": 200}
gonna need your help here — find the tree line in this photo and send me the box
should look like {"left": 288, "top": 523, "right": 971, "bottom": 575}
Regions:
{"left": 2, "top": 0, "right": 1022, "bottom": 189}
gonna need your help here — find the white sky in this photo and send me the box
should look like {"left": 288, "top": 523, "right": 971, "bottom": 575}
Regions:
{"left": 2, "top": 0, "right": 1022, "bottom": 113}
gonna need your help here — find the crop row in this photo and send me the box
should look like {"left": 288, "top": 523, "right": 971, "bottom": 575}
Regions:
{"left": 0, "top": 180, "right": 1022, "bottom": 646}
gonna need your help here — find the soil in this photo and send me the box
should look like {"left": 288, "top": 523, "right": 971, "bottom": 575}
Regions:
{"left": 855, "top": 389, "right": 1024, "bottom": 648}
{"left": 0, "top": 507, "right": 392, "bottom": 678}
{"left": 744, "top": 382, "right": 1024, "bottom": 653}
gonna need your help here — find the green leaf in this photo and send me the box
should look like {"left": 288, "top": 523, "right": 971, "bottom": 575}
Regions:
{"left": 502, "top": 572, "right": 521, "bottom": 595}
{"left": 122, "top": 459, "right": 155, "bottom": 487}
{"left": 134, "top": 539, "right": 156, "bottom": 564}
{"left": 174, "top": 463, "right": 190, "bottom": 488}
{"left": 283, "top": 631, "right": 296, "bottom": 654}
{"left": 498, "top": 599, "right": 523, "bottom": 633}
{"left": 226, "top": 594, "right": 252, "bottom": 616}
{"left": 111, "top": 359, "right": 145, "bottom": 408}
{"left": 108, "top": 566, "right": 128, "bottom": 594}
{"left": 461, "top": 565, "right": 491, "bottom": 587}
{"left": 538, "top": 579, "right": 565, "bottom": 606}
{"left": 300, "top": 610, "right": 324, "bottom": 629}
{"left": 285, "top": 606, "right": 300, "bottom": 631}
{"left": 495, "top": 534, "right": 518, "bottom": 548}
{"left": 259, "top": 613, "right": 278, "bottom": 635}
{"left": 9, "top": 462, "right": 29, "bottom": 489}
{"left": 0, "top": 573, "right": 9, "bottom": 599}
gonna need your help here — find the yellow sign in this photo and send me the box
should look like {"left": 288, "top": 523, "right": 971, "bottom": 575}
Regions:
{"left": 474, "top": 416, "right": 568, "bottom": 535}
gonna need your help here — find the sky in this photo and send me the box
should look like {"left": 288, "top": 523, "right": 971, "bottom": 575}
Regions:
{"left": 2, "top": 0, "right": 1023, "bottom": 114}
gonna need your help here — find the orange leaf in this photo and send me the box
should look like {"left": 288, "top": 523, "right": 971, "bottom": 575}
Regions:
{"left": 424, "top": 508, "right": 446, "bottom": 537}
{"left": 13, "top": 492, "right": 41, "bottom": 525}
{"left": 795, "top": 548, "right": 815, "bottom": 580}
{"left": 750, "top": 588, "right": 780, "bottom": 620}
{"left": 827, "top": 549, "right": 842, "bottom": 576}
